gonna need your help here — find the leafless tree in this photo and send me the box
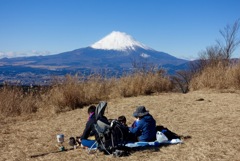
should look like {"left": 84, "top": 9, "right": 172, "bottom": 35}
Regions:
{"left": 199, "top": 45, "right": 223, "bottom": 67}
{"left": 196, "top": 19, "right": 240, "bottom": 69}
{"left": 172, "top": 70, "right": 191, "bottom": 93}
{"left": 131, "top": 56, "right": 157, "bottom": 73}
{"left": 172, "top": 19, "right": 240, "bottom": 93}
{"left": 217, "top": 19, "right": 240, "bottom": 61}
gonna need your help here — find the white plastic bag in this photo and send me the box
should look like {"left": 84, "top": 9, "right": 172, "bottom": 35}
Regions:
{"left": 156, "top": 131, "right": 168, "bottom": 143}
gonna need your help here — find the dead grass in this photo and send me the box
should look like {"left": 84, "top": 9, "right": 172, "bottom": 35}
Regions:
{"left": 0, "top": 87, "right": 40, "bottom": 116}
{"left": 190, "top": 62, "right": 240, "bottom": 90}
{"left": 0, "top": 71, "right": 172, "bottom": 117}
{"left": 0, "top": 91, "right": 239, "bottom": 161}
{"left": 115, "top": 72, "right": 172, "bottom": 97}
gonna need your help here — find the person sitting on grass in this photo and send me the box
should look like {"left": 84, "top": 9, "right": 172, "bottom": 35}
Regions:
{"left": 80, "top": 105, "right": 97, "bottom": 148}
{"left": 129, "top": 106, "right": 156, "bottom": 142}
{"left": 118, "top": 115, "right": 128, "bottom": 127}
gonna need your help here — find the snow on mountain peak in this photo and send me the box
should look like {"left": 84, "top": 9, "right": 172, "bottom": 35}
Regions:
{"left": 91, "top": 31, "right": 150, "bottom": 51}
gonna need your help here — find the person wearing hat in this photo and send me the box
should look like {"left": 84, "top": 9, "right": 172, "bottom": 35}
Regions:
{"left": 129, "top": 106, "right": 156, "bottom": 142}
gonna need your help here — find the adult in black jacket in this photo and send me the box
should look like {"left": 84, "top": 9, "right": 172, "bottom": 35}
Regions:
{"left": 80, "top": 105, "right": 97, "bottom": 148}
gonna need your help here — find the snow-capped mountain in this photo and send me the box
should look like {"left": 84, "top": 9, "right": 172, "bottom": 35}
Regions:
{"left": 0, "top": 31, "right": 189, "bottom": 84}
{"left": 91, "top": 31, "right": 150, "bottom": 51}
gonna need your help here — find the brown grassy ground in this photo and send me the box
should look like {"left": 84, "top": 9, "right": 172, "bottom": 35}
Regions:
{"left": 0, "top": 90, "right": 240, "bottom": 161}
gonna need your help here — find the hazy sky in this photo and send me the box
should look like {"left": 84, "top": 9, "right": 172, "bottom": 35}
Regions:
{"left": 0, "top": 0, "right": 239, "bottom": 59}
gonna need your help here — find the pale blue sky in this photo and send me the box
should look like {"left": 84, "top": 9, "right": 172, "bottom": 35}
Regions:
{"left": 0, "top": 0, "right": 239, "bottom": 59}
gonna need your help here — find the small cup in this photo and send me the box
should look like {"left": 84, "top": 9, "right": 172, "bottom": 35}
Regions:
{"left": 57, "top": 134, "right": 64, "bottom": 143}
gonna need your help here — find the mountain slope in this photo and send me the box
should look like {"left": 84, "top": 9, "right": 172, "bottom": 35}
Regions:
{"left": 0, "top": 47, "right": 187, "bottom": 69}
{"left": 0, "top": 31, "right": 188, "bottom": 84}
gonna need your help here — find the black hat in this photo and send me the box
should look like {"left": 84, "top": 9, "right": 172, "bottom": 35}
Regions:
{"left": 133, "top": 106, "right": 149, "bottom": 117}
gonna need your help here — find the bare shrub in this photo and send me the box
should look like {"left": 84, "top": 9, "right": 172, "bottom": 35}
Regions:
{"left": 171, "top": 70, "right": 191, "bottom": 93}
{"left": 171, "top": 59, "right": 205, "bottom": 93}
{"left": 199, "top": 45, "right": 224, "bottom": 68}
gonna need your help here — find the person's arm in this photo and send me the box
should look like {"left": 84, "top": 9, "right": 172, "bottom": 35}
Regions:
{"left": 129, "top": 120, "right": 143, "bottom": 134}
{"left": 81, "top": 121, "right": 92, "bottom": 139}
{"left": 131, "top": 118, "right": 139, "bottom": 128}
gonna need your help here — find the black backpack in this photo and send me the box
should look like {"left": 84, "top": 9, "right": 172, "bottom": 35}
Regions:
{"left": 93, "top": 101, "right": 130, "bottom": 155}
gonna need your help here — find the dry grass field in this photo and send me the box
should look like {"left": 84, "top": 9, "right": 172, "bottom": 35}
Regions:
{"left": 1, "top": 90, "right": 240, "bottom": 161}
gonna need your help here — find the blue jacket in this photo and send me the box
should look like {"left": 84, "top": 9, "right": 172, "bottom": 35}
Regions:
{"left": 129, "top": 114, "right": 156, "bottom": 142}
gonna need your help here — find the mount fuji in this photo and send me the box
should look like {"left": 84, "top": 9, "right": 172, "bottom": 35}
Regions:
{"left": 0, "top": 31, "right": 188, "bottom": 84}
{"left": 91, "top": 31, "right": 151, "bottom": 51}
